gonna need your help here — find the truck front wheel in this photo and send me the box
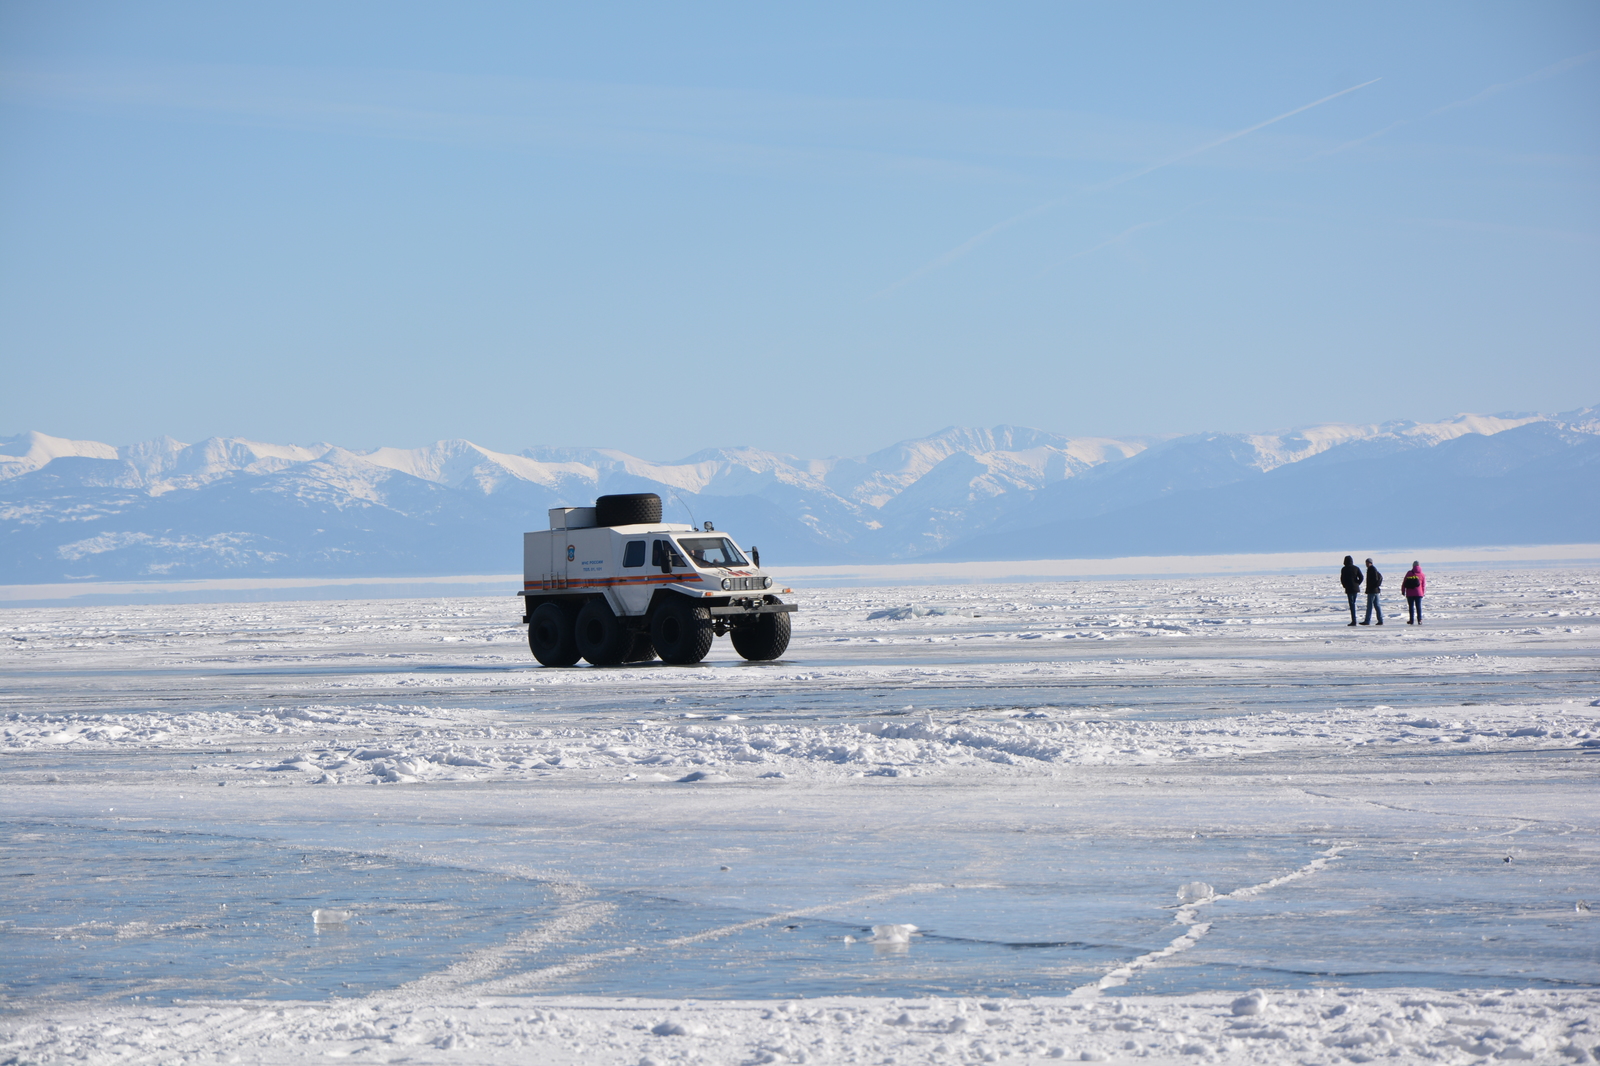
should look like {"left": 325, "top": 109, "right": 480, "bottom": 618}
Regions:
{"left": 731, "top": 601, "right": 791, "bottom": 661}
{"left": 576, "top": 599, "right": 631, "bottom": 666}
{"left": 529, "top": 602, "right": 580, "bottom": 667}
{"left": 650, "top": 599, "right": 714, "bottom": 664}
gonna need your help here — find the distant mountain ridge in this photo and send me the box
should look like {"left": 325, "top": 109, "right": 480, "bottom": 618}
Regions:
{"left": 2, "top": 407, "right": 1596, "bottom": 583}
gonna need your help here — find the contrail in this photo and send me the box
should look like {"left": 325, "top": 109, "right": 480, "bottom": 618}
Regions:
{"left": 1315, "top": 48, "right": 1599, "bottom": 159}
{"left": 1313, "top": 118, "right": 1409, "bottom": 159}
{"left": 1427, "top": 48, "right": 1599, "bottom": 117}
{"left": 873, "top": 201, "right": 1058, "bottom": 297}
{"left": 1087, "top": 78, "right": 1381, "bottom": 193}
{"left": 874, "top": 77, "right": 1381, "bottom": 297}
{"left": 1037, "top": 200, "right": 1209, "bottom": 276}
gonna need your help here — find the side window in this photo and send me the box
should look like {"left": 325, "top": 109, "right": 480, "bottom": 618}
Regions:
{"left": 623, "top": 540, "right": 646, "bottom": 568}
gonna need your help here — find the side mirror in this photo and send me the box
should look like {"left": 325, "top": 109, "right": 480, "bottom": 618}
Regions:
{"left": 751, "top": 546, "right": 760, "bottom": 568}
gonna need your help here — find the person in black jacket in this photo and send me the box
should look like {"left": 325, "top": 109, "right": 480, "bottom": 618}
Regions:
{"left": 1339, "top": 555, "right": 1363, "bottom": 626}
{"left": 1360, "top": 558, "right": 1384, "bottom": 625}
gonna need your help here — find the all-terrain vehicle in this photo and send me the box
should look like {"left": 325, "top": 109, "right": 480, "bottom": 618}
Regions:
{"left": 519, "top": 493, "right": 796, "bottom": 666}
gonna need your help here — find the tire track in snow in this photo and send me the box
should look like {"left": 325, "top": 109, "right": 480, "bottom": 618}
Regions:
{"left": 470, "top": 882, "right": 948, "bottom": 995}
{"left": 1299, "top": 787, "right": 1585, "bottom": 835}
{"left": 1075, "top": 845, "right": 1346, "bottom": 995}
{"left": 393, "top": 901, "right": 617, "bottom": 997}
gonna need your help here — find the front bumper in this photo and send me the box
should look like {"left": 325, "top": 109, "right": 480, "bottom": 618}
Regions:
{"left": 708, "top": 602, "right": 797, "bottom": 617}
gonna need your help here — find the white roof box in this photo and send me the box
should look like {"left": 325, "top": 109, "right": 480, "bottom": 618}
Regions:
{"left": 548, "top": 506, "right": 597, "bottom": 530}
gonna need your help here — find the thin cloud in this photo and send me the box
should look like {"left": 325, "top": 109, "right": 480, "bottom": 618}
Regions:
{"left": 875, "top": 78, "right": 1380, "bottom": 297}
{"left": 1411, "top": 217, "right": 1598, "bottom": 246}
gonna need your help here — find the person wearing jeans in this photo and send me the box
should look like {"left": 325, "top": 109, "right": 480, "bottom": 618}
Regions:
{"left": 1402, "top": 561, "right": 1425, "bottom": 624}
{"left": 1361, "top": 558, "right": 1384, "bottom": 625}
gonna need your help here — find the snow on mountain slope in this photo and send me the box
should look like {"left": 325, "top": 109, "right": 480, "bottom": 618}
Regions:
{"left": 1237, "top": 413, "right": 1549, "bottom": 473}
{"left": 947, "top": 411, "right": 1600, "bottom": 561}
{"left": 818, "top": 425, "right": 1136, "bottom": 509}
{"left": 1, "top": 409, "right": 1593, "bottom": 582}
{"left": 0, "top": 430, "right": 119, "bottom": 478}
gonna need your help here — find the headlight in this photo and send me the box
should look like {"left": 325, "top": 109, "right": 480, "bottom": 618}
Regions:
{"left": 763, "top": 576, "right": 773, "bottom": 588}
{"left": 721, "top": 578, "right": 732, "bottom": 591}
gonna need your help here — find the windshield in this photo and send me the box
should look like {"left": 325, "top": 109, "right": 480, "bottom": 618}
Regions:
{"left": 677, "top": 536, "right": 749, "bottom": 568}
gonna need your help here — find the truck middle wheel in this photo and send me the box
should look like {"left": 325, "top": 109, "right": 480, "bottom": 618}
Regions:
{"left": 650, "top": 599, "right": 714, "bottom": 664}
{"left": 576, "top": 598, "right": 632, "bottom": 666}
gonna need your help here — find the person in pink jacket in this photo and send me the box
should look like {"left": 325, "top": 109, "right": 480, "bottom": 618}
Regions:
{"left": 1402, "top": 561, "right": 1426, "bottom": 625}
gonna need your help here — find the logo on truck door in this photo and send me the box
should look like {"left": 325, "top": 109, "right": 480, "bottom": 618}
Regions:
{"left": 567, "top": 544, "right": 575, "bottom": 561}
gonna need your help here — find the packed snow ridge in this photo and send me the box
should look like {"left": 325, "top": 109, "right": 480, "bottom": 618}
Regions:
{"left": 7, "top": 988, "right": 1599, "bottom": 1064}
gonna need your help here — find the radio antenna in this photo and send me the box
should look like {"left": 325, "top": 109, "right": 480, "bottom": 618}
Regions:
{"left": 669, "top": 493, "right": 698, "bottom": 530}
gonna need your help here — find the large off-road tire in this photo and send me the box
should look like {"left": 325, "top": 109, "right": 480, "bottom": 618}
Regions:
{"left": 595, "top": 493, "right": 662, "bottom": 527}
{"left": 623, "top": 632, "right": 658, "bottom": 663}
{"left": 575, "top": 598, "right": 631, "bottom": 666}
{"left": 528, "top": 602, "right": 580, "bottom": 667}
{"left": 650, "top": 598, "right": 714, "bottom": 664}
{"left": 731, "top": 599, "right": 791, "bottom": 661}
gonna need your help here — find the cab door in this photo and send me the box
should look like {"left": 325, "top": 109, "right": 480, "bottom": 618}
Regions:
{"left": 614, "top": 535, "right": 651, "bottom": 615}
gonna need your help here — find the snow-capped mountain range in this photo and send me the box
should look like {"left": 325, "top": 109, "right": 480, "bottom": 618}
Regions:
{"left": 3, "top": 408, "right": 1596, "bottom": 583}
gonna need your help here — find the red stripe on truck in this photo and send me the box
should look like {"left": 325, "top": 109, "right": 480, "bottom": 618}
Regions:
{"left": 525, "top": 573, "right": 704, "bottom": 591}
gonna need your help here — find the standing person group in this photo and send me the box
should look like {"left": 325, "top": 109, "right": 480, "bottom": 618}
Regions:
{"left": 1338, "top": 556, "right": 1425, "bottom": 626}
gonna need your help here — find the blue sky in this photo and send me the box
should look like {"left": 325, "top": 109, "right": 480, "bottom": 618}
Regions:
{"left": 2, "top": 2, "right": 1596, "bottom": 459}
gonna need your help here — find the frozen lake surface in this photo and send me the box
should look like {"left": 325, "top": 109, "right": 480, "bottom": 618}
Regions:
{"left": 3, "top": 569, "right": 1598, "bottom": 1063}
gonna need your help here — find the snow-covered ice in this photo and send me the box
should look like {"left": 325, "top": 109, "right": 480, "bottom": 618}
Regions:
{"left": 2, "top": 568, "right": 1597, "bottom": 1062}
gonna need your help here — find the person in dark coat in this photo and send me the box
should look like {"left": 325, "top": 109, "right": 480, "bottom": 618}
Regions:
{"left": 1339, "top": 555, "right": 1363, "bottom": 626}
{"left": 1361, "top": 558, "right": 1384, "bottom": 625}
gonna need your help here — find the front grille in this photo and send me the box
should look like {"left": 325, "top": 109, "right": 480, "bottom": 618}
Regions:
{"left": 721, "top": 575, "right": 770, "bottom": 591}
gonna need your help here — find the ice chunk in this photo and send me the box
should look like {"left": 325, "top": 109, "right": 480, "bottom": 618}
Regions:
{"left": 1176, "top": 882, "right": 1214, "bottom": 903}
{"left": 870, "top": 923, "right": 918, "bottom": 943}
{"left": 676, "top": 770, "right": 733, "bottom": 783}
{"left": 866, "top": 606, "right": 951, "bottom": 621}
{"left": 312, "top": 908, "right": 353, "bottom": 925}
{"left": 1230, "top": 990, "right": 1270, "bottom": 1016}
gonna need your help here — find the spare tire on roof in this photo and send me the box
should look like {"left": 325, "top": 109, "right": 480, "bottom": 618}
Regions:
{"left": 595, "top": 493, "right": 662, "bottom": 527}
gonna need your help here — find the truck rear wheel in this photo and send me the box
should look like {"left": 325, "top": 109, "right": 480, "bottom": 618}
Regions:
{"left": 650, "top": 599, "right": 714, "bottom": 664}
{"left": 731, "top": 601, "right": 791, "bottom": 661}
{"left": 576, "top": 598, "right": 631, "bottom": 666}
{"left": 529, "top": 602, "right": 580, "bottom": 667}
